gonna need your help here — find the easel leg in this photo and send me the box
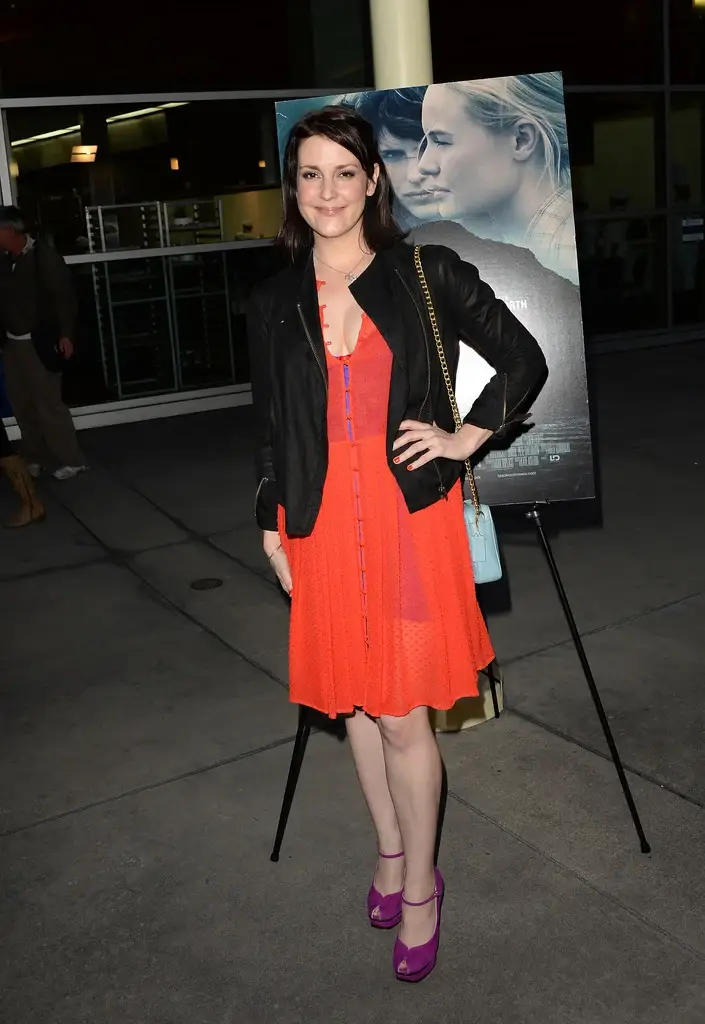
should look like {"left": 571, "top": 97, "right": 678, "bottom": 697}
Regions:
{"left": 487, "top": 660, "right": 501, "bottom": 719}
{"left": 270, "top": 705, "right": 311, "bottom": 863}
{"left": 527, "top": 507, "right": 651, "bottom": 854}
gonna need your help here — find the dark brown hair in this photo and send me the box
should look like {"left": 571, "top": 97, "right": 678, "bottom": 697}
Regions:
{"left": 277, "top": 105, "right": 406, "bottom": 260}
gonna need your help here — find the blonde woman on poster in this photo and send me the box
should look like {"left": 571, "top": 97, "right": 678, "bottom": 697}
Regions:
{"left": 419, "top": 73, "right": 578, "bottom": 285}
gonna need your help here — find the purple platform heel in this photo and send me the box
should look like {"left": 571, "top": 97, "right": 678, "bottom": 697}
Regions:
{"left": 393, "top": 867, "right": 444, "bottom": 983}
{"left": 367, "top": 850, "right": 404, "bottom": 929}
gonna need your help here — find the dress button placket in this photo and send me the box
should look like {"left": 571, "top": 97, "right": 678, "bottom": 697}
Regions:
{"left": 341, "top": 358, "right": 369, "bottom": 646}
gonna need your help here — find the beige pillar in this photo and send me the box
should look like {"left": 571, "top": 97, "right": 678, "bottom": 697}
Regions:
{"left": 368, "top": 0, "right": 433, "bottom": 89}
{"left": 368, "top": 0, "right": 503, "bottom": 732}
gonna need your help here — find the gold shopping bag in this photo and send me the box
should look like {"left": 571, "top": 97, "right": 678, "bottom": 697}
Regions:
{"left": 430, "top": 663, "right": 504, "bottom": 733}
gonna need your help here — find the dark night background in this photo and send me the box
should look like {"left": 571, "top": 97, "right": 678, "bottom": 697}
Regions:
{"left": 0, "top": 0, "right": 703, "bottom": 95}
{"left": 1, "top": 0, "right": 704, "bottom": 409}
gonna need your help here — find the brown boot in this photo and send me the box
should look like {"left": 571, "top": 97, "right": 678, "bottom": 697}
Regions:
{"left": 0, "top": 455, "right": 46, "bottom": 528}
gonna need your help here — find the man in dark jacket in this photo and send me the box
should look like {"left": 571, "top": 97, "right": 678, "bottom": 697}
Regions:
{"left": 0, "top": 206, "right": 86, "bottom": 479}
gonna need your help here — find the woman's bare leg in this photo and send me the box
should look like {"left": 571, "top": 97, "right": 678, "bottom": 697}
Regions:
{"left": 377, "top": 706, "right": 442, "bottom": 952}
{"left": 345, "top": 709, "right": 405, "bottom": 899}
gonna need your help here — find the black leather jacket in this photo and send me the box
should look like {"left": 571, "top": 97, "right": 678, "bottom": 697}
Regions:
{"left": 247, "top": 242, "right": 547, "bottom": 538}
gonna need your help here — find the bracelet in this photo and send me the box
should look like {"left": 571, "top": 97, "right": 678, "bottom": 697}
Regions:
{"left": 267, "top": 544, "right": 283, "bottom": 562}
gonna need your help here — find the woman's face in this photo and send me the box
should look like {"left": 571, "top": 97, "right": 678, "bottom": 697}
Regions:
{"left": 419, "top": 85, "right": 521, "bottom": 220}
{"left": 377, "top": 128, "right": 438, "bottom": 222}
{"left": 296, "top": 134, "right": 378, "bottom": 242}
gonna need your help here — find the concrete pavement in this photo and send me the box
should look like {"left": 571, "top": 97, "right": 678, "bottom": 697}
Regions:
{"left": 1, "top": 342, "right": 704, "bottom": 1023}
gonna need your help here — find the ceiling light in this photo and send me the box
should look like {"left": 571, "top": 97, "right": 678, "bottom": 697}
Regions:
{"left": 105, "top": 102, "right": 188, "bottom": 124}
{"left": 12, "top": 102, "right": 189, "bottom": 148}
{"left": 12, "top": 125, "right": 81, "bottom": 147}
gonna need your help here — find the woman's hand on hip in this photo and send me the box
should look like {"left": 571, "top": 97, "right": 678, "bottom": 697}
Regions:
{"left": 393, "top": 421, "right": 493, "bottom": 470}
{"left": 263, "top": 530, "right": 293, "bottom": 596}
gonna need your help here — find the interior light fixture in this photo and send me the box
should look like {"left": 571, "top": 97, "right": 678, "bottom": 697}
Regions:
{"left": 105, "top": 102, "right": 188, "bottom": 124}
{"left": 695, "top": 0, "right": 705, "bottom": 8}
{"left": 71, "top": 144, "right": 98, "bottom": 164}
{"left": 12, "top": 101, "right": 189, "bottom": 149}
{"left": 170, "top": 157, "right": 180, "bottom": 171}
{"left": 258, "top": 159, "right": 267, "bottom": 168}
{"left": 12, "top": 125, "right": 81, "bottom": 147}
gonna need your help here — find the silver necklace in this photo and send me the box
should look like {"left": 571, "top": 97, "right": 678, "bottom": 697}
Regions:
{"left": 314, "top": 251, "right": 369, "bottom": 284}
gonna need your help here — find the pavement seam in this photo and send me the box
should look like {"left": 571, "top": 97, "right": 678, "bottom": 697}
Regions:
{"left": 504, "top": 705, "right": 705, "bottom": 810}
{"left": 447, "top": 788, "right": 705, "bottom": 964}
{"left": 500, "top": 585, "right": 705, "bottom": 669}
{"left": 0, "top": 537, "right": 199, "bottom": 584}
{"left": 124, "top": 561, "right": 289, "bottom": 690}
{"left": 0, "top": 731, "right": 302, "bottom": 840}
{"left": 43, "top": 489, "right": 290, "bottom": 695}
{"left": 64, "top": 457, "right": 281, "bottom": 594}
{"left": 0, "top": 553, "right": 109, "bottom": 583}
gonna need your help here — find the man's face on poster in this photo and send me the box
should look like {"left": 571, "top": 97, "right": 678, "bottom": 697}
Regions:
{"left": 377, "top": 127, "right": 439, "bottom": 222}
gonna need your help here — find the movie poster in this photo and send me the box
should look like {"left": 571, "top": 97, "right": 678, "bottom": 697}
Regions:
{"left": 276, "top": 73, "right": 594, "bottom": 506}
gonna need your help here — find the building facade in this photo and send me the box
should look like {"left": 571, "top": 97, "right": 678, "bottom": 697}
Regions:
{"left": 0, "top": 0, "right": 702, "bottom": 428}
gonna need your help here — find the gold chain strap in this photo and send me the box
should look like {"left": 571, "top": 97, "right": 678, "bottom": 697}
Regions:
{"left": 413, "top": 245, "right": 481, "bottom": 520}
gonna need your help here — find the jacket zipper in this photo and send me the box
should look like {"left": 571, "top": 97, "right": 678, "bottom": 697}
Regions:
{"left": 297, "top": 303, "right": 328, "bottom": 392}
{"left": 394, "top": 268, "right": 446, "bottom": 499}
{"left": 503, "top": 384, "right": 534, "bottom": 428}
{"left": 254, "top": 475, "right": 268, "bottom": 518}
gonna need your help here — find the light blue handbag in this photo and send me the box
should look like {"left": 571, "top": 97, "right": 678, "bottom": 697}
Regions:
{"left": 463, "top": 498, "right": 503, "bottom": 585}
{"left": 414, "top": 247, "right": 503, "bottom": 585}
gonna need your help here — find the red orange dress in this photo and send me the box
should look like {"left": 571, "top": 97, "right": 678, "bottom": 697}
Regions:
{"left": 278, "top": 288, "right": 494, "bottom": 719}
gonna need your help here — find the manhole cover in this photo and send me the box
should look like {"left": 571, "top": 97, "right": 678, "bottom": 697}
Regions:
{"left": 190, "top": 577, "right": 224, "bottom": 591}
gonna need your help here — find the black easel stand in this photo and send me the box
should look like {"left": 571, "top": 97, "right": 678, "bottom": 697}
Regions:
{"left": 270, "top": 704, "right": 311, "bottom": 862}
{"left": 270, "top": 507, "right": 650, "bottom": 860}
{"left": 486, "top": 653, "right": 502, "bottom": 719}
{"left": 527, "top": 505, "right": 651, "bottom": 854}
{"left": 271, "top": 661, "right": 501, "bottom": 862}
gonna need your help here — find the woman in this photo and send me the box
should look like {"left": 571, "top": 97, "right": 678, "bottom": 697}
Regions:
{"left": 419, "top": 73, "right": 579, "bottom": 285}
{"left": 0, "top": 417, "right": 45, "bottom": 528}
{"left": 248, "top": 106, "right": 546, "bottom": 982}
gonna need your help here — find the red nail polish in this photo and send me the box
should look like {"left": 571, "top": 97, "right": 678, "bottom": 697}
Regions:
{"left": 407, "top": 465, "right": 414, "bottom": 471}
{"left": 393, "top": 457, "right": 400, "bottom": 464}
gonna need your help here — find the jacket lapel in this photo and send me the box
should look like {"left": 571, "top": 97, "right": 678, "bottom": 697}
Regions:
{"left": 349, "top": 250, "right": 406, "bottom": 368}
{"left": 289, "top": 247, "right": 407, "bottom": 369}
